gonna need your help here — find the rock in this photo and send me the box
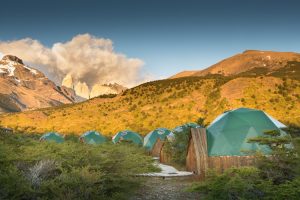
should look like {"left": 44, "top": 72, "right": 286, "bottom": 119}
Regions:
{"left": 74, "top": 82, "right": 90, "bottom": 99}
{"left": 62, "top": 74, "right": 127, "bottom": 99}
{"left": 2, "top": 55, "right": 24, "bottom": 65}
{"left": 90, "top": 84, "right": 118, "bottom": 98}
{"left": 62, "top": 74, "right": 74, "bottom": 89}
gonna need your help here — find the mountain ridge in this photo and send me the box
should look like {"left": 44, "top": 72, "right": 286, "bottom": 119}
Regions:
{"left": 0, "top": 55, "right": 76, "bottom": 113}
{"left": 170, "top": 50, "right": 300, "bottom": 79}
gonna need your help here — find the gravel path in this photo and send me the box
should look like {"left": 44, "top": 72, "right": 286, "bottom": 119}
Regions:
{"left": 131, "top": 176, "right": 202, "bottom": 200}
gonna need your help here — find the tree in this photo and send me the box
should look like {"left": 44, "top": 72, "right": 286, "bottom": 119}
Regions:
{"left": 248, "top": 130, "right": 298, "bottom": 184}
{"left": 196, "top": 117, "right": 206, "bottom": 127}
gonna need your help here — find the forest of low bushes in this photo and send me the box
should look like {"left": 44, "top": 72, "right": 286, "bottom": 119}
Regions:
{"left": 0, "top": 131, "right": 158, "bottom": 200}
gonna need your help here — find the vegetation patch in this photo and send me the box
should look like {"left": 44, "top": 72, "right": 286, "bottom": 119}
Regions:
{"left": 0, "top": 131, "right": 158, "bottom": 200}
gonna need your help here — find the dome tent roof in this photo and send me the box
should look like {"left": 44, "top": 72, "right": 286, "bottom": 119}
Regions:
{"left": 40, "top": 132, "right": 64, "bottom": 143}
{"left": 173, "top": 122, "right": 202, "bottom": 133}
{"left": 207, "top": 108, "right": 288, "bottom": 156}
{"left": 80, "top": 131, "right": 107, "bottom": 145}
{"left": 112, "top": 130, "right": 143, "bottom": 145}
{"left": 143, "top": 128, "right": 173, "bottom": 151}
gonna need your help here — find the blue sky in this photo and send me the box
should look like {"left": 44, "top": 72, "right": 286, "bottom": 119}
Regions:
{"left": 0, "top": 0, "right": 300, "bottom": 78}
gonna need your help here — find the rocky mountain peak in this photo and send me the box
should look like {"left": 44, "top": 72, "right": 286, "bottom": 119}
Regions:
{"left": 2, "top": 55, "right": 24, "bottom": 65}
{"left": 61, "top": 74, "right": 127, "bottom": 99}
{"left": 0, "top": 54, "right": 76, "bottom": 113}
{"left": 62, "top": 74, "right": 74, "bottom": 89}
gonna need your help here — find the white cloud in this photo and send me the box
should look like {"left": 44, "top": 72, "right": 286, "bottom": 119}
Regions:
{"left": 0, "top": 34, "right": 145, "bottom": 88}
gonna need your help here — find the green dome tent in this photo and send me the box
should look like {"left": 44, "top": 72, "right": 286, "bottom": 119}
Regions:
{"left": 169, "top": 122, "right": 203, "bottom": 141}
{"left": 80, "top": 131, "right": 107, "bottom": 145}
{"left": 143, "top": 128, "right": 173, "bottom": 151}
{"left": 173, "top": 122, "right": 202, "bottom": 133}
{"left": 40, "top": 132, "right": 64, "bottom": 143}
{"left": 207, "top": 108, "right": 288, "bottom": 156}
{"left": 112, "top": 130, "right": 143, "bottom": 145}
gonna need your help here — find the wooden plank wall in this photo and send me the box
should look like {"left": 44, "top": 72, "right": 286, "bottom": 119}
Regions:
{"left": 208, "top": 156, "right": 255, "bottom": 173}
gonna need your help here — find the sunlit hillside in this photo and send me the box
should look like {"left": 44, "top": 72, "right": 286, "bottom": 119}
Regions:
{"left": 1, "top": 62, "right": 300, "bottom": 136}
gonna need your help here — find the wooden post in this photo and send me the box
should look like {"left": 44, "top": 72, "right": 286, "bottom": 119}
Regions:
{"left": 186, "top": 128, "right": 208, "bottom": 176}
{"left": 151, "top": 138, "right": 164, "bottom": 157}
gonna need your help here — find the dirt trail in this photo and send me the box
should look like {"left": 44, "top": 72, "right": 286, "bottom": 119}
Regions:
{"left": 131, "top": 176, "right": 201, "bottom": 200}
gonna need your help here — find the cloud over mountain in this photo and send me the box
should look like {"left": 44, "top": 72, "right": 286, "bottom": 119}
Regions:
{"left": 0, "top": 34, "right": 145, "bottom": 87}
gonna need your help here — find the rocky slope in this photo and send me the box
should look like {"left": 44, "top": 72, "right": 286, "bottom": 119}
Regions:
{"left": 0, "top": 55, "right": 75, "bottom": 113}
{"left": 171, "top": 50, "right": 300, "bottom": 78}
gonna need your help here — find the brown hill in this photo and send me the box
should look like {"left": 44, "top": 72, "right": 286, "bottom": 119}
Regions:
{"left": 169, "top": 70, "right": 198, "bottom": 79}
{"left": 171, "top": 50, "right": 300, "bottom": 78}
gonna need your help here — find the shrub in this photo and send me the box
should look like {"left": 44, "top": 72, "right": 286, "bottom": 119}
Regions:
{"left": 25, "top": 159, "right": 58, "bottom": 189}
{"left": 163, "top": 132, "right": 190, "bottom": 167}
{"left": 188, "top": 167, "right": 267, "bottom": 200}
{"left": 196, "top": 117, "right": 207, "bottom": 127}
{"left": 0, "top": 133, "right": 158, "bottom": 199}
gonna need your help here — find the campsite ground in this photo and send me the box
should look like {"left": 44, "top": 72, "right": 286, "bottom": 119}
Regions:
{"left": 131, "top": 176, "right": 202, "bottom": 200}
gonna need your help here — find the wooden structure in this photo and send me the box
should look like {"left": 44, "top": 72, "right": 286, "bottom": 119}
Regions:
{"left": 186, "top": 128, "right": 255, "bottom": 177}
{"left": 186, "top": 128, "right": 208, "bottom": 176}
{"left": 207, "top": 155, "right": 255, "bottom": 173}
{"left": 151, "top": 138, "right": 164, "bottom": 157}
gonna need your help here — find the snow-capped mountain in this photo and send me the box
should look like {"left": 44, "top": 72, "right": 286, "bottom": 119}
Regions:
{"left": 0, "top": 55, "right": 75, "bottom": 113}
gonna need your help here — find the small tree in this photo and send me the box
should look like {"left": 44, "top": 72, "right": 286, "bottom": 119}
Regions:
{"left": 248, "top": 130, "right": 298, "bottom": 184}
{"left": 196, "top": 117, "right": 207, "bottom": 127}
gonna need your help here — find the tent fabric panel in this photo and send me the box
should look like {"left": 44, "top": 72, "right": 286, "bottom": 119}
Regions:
{"left": 207, "top": 108, "right": 287, "bottom": 156}
{"left": 112, "top": 130, "right": 143, "bottom": 145}
{"left": 80, "top": 131, "right": 107, "bottom": 144}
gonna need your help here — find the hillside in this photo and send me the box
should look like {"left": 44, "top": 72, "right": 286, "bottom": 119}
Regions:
{"left": 0, "top": 58, "right": 299, "bottom": 136}
{"left": 169, "top": 70, "right": 198, "bottom": 79}
{"left": 171, "top": 50, "right": 300, "bottom": 78}
{"left": 0, "top": 55, "right": 75, "bottom": 113}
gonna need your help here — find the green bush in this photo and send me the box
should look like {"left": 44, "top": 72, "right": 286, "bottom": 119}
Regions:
{"left": 189, "top": 167, "right": 300, "bottom": 200}
{"left": 162, "top": 126, "right": 194, "bottom": 168}
{"left": 189, "top": 167, "right": 268, "bottom": 200}
{"left": 0, "top": 132, "right": 157, "bottom": 199}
